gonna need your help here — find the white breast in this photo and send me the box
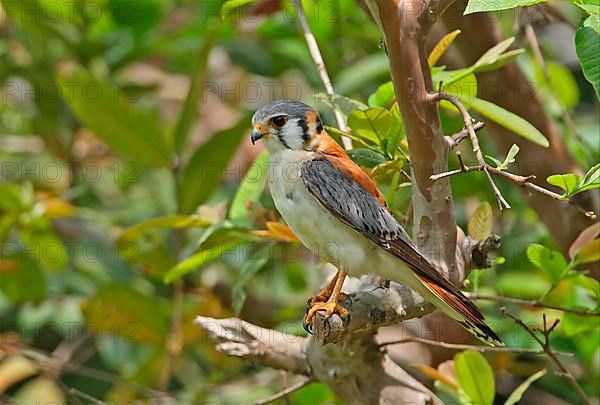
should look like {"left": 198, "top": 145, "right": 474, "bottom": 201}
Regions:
{"left": 267, "top": 150, "right": 412, "bottom": 283}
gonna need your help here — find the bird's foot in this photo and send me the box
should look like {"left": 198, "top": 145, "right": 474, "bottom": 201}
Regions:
{"left": 303, "top": 295, "right": 350, "bottom": 334}
{"left": 306, "top": 291, "right": 350, "bottom": 305}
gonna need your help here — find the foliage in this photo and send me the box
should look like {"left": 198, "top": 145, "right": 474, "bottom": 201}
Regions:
{"left": 0, "top": 0, "right": 598, "bottom": 402}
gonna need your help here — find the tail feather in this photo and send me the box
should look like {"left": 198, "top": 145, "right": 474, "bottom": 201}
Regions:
{"left": 418, "top": 276, "right": 503, "bottom": 347}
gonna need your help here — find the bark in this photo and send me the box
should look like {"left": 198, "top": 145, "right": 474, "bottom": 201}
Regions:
{"left": 441, "top": 1, "right": 599, "bottom": 256}
{"left": 366, "top": 0, "right": 459, "bottom": 280}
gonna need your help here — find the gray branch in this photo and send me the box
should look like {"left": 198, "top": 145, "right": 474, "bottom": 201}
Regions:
{"left": 196, "top": 234, "right": 494, "bottom": 404}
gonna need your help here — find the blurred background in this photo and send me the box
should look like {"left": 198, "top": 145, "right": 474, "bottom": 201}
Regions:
{"left": 0, "top": 0, "right": 598, "bottom": 403}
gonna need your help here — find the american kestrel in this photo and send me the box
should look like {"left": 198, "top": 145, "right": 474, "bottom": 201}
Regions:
{"left": 251, "top": 99, "right": 502, "bottom": 346}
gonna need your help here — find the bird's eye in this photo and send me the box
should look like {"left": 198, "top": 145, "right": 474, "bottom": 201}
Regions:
{"left": 271, "top": 116, "right": 287, "bottom": 128}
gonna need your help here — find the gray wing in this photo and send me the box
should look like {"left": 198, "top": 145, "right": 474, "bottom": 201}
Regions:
{"left": 300, "top": 157, "right": 454, "bottom": 290}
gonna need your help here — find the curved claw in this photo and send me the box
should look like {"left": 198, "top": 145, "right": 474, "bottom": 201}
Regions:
{"left": 303, "top": 318, "right": 314, "bottom": 335}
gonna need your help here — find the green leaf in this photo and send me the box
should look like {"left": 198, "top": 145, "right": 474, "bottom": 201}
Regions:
{"left": 325, "top": 125, "right": 370, "bottom": 148}
{"left": 562, "top": 312, "right": 599, "bottom": 336}
{"left": 576, "top": 16, "right": 600, "bottom": 98}
{"left": 221, "top": 0, "right": 255, "bottom": 20}
{"left": 577, "top": 163, "right": 600, "bottom": 193}
{"left": 81, "top": 283, "right": 169, "bottom": 345}
{"left": 526, "top": 244, "right": 568, "bottom": 283}
{"left": 347, "top": 149, "right": 387, "bottom": 168}
{"left": 438, "top": 39, "right": 523, "bottom": 86}
{"left": 229, "top": 151, "right": 269, "bottom": 220}
{"left": 13, "top": 377, "right": 65, "bottom": 403}
{"left": 497, "top": 272, "right": 550, "bottom": 298}
{"left": 439, "top": 72, "right": 478, "bottom": 105}
{"left": 0, "top": 256, "right": 46, "bottom": 304}
{"left": 547, "top": 164, "right": 599, "bottom": 198}
{"left": 178, "top": 115, "right": 251, "bottom": 214}
{"left": 485, "top": 155, "right": 504, "bottom": 168}
{"left": 368, "top": 81, "right": 395, "bottom": 108}
{"left": 119, "top": 215, "right": 214, "bottom": 242}
{"left": 347, "top": 107, "right": 392, "bottom": 145}
{"left": 504, "top": 369, "right": 547, "bottom": 405}
{"left": 455, "top": 95, "right": 549, "bottom": 147}
{"left": 534, "top": 61, "right": 580, "bottom": 110}
{"left": 473, "top": 49, "right": 524, "bottom": 73}
{"left": 454, "top": 350, "right": 495, "bottom": 405}
{"left": 315, "top": 93, "right": 368, "bottom": 116}
{"left": 164, "top": 240, "right": 245, "bottom": 283}
{"left": 474, "top": 37, "right": 515, "bottom": 68}
{"left": 575, "top": 274, "right": 599, "bottom": 300}
{"left": 468, "top": 201, "right": 493, "bottom": 241}
{"left": 497, "top": 144, "right": 520, "bottom": 170}
{"left": 464, "top": 0, "right": 547, "bottom": 14}
{"left": 232, "top": 248, "right": 270, "bottom": 315}
{"left": 172, "top": 23, "right": 221, "bottom": 153}
{"left": 55, "top": 63, "right": 169, "bottom": 167}
{"left": 546, "top": 173, "right": 581, "bottom": 196}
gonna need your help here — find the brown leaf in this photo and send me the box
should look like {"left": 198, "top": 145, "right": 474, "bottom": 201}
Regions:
{"left": 576, "top": 239, "right": 600, "bottom": 264}
{"left": 412, "top": 362, "right": 459, "bottom": 389}
{"left": 251, "top": 221, "right": 300, "bottom": 243}
{"left": 569, "top": 222, "right": 600, "bottom": 259}
{"left": 468, "top": 201, "right": 493, "bottom": 241}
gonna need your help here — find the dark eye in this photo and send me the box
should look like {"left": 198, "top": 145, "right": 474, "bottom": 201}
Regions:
{"left": 271, "top": 116, "right": 287, "bottom": 128}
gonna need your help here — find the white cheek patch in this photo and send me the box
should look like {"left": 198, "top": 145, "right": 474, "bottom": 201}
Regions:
{"left": 278, "top": 118, "right": 306, "bottom": 150}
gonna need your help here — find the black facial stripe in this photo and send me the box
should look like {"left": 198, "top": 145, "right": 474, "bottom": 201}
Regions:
{"left": 298, "top": 118, "right": 310, "bottom": 141}
{"left": 316, "top": 117, "right": 323, "bottom": 134}
{"left": 276, "top": 131, "right": 292, "bottom": 149}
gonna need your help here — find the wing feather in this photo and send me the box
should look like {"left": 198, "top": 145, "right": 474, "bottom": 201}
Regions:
{"left": 300, "top": 156, "right": 502, "bottom": 346}
{"left": 300, "top": 156, "right": 452, "bottom": 290}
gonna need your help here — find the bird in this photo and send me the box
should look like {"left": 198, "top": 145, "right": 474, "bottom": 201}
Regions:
{"left": 250, "top": 99, "right": 502, "bottom": 346}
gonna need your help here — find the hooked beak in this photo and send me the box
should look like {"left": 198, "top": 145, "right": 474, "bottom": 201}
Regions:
{"left": 251, "top": 125, "right": 266, "bottom": 145}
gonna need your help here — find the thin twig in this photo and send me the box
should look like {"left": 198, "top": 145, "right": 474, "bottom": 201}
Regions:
{"left": 446, "top": 121, "right": 485, "bottom": 149}
{"left": 68, "top": 387, "right": 107, "bottom": 405}
{"left": 427, "top": 92, "right": 511, "bottom": 209}
{"left": 250, "top": 377, "right": 315, "bottom": 405}
{"left": 501, "top": 309, "right": 592, "bottom": 405}
{"left": 379, "top": 336, "right": 574, "bottom": 357}
{"left": 467, "top": 293, "right": 600, "bottom": 317}
{"left": 430, "top": 161, "right": 596, "bottom": 219}
{"left": 290, "top": 0, "right": 350, "bottom": 148}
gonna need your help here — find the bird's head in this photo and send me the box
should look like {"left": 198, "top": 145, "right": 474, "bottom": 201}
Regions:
{"left": 251, "top": 99, "right": 324, "bottom": 152}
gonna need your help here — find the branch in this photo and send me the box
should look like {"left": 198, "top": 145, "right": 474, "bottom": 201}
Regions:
{"left": 250, "top": 377, "right": 315, "bottom": 405}
{"left": 467, "top": 293, "right": 600, "bottom": 317}
{"left": 427, "top": 91, "right": 510, "bottom": 209}
{"left": 427, "top": 91, "right": 597, "bottom": 220}
{"left": 502, "top": 310, "right": 592, "bottom": 405}
{"left": 196, "top": 310, "right": 442, "bottom": 404}
{"left": 379, "top": 336, "right": 574, "bottom": 357}
{"left": 446, "top": 121, "right": 485, "bottom": 149}
{"left": 430, "top": 159, "right": 597, "bottom": 219}
{"left": 309, "top": 276, "right": 434, "bottom": 344}
{"left": 290, "top": 0, "right": 350, "bottom": 147}
{"left": 194, "top": 316, "right": 311, "bottom": 375}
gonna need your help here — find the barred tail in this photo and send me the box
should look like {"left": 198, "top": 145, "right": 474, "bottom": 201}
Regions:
{"left": 418, "top": 276, "right": 503, "bottom": 347}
